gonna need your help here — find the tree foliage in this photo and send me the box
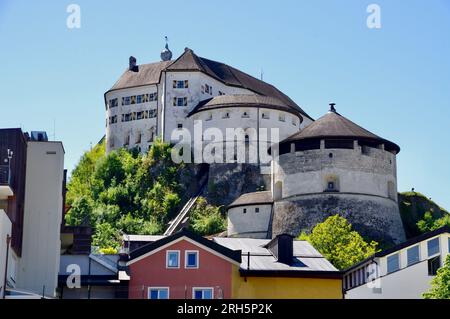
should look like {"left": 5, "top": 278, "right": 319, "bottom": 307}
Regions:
{"left": 299, "top": 215, "right": 378, "bottom": 270}
{"left": 423, "top": 254, "right": 450, "bottom": 299}
{"left": 188, "top": 197, "right": 226, "bottom": 236}
{"left": 417, "top": 211, "right": 450, "bottom": 233}
{"left": 65, "top": 139, "right": 191, "bottom": 250}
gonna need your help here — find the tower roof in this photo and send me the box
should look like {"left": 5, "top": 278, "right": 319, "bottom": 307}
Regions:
{"left": 281, "top": 106, "right": 400, "bottom": 153}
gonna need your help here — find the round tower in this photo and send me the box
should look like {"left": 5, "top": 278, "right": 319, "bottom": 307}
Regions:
{"left": 271, "top": 104, "right": 406, "bottom": 244}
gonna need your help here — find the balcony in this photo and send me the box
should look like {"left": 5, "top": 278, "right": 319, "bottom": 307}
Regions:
{"left": 0, "top": 164, "right": 13, "bottom": 199}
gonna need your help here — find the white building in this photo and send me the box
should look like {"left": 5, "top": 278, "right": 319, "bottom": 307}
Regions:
{"left": 0, "top": 130, "right": 65, "bottom": 298}
{"left": 104, "top": 43, "right": 313, "bottom": 160}
{"left": 344, "top": 226, "right": 450, "bottom": 299}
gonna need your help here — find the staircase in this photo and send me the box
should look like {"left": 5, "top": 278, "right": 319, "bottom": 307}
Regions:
{"left": 163, "top": 170, "right": 209, "bottom": 236}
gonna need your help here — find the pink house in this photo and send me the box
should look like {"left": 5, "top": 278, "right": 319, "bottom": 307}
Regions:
{"left": 126, "top": 230, "right": 241, "bottom": 299}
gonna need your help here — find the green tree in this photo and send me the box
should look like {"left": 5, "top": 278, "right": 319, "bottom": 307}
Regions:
{"left": 417, "top": 211, "right": 450, "bottom": 233}
{"left": 65, "top": 196, "right": 94, "bottom": 226}
{"left": 423, "top": 254, "right": 450, "bottom": 299}
{"left": 92, "top": 222, "right": 120, "bottom": 250}
{"left": 189, "top": 197, "right": 226, "bottom": 236}
{"left": 299, "top": 215, "right": 378, "bottom": 270}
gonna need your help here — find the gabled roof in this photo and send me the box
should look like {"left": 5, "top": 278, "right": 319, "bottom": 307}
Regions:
{"left": 187, "top": 94, "right": 305, "bottom": 118}
{"left": 214, "top": 237, "right": 340, "bottom": 278}
{"left": 105, "top": 48, "right": 312, "bottom": 120}
{"left": 281, "top": 109, "right": 400, "bottom": 153}
{"left": 227, "top": 191, "right": 273, "bottom": 209}
{"left": 126, "top": 229, "right": 241, "bottom": 265}
{"left": 345, "top": 225, "right": 450, "bottom": 272}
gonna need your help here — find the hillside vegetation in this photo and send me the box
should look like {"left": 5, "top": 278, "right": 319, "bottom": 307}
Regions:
{"left": 399, "top": 191, "right": 449, "bottom": 238}
{"left": 65, "top": 139, "right": 225, "bottom": 252}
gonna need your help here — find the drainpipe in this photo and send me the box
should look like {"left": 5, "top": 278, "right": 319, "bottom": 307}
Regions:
{"left": 3, "top": 234, "right": 11, "bottom": 299}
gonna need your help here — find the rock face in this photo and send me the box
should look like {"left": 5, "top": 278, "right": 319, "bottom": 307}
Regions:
{"left": 272, "top": 193, "right": 406, "bottom": 245}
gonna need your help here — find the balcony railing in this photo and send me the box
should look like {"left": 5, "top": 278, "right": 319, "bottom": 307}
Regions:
{"left": 0, "top": 164, "right": 10, "bottom": 185}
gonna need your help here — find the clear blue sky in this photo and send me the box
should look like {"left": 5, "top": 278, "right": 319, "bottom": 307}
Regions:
{"left": 0, "top": 1, "right": 449, "bottom": 209}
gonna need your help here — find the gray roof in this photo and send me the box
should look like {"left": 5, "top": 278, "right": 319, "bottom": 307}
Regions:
{"left": 188, "top": 94, "right": 305, "bottom": 118}
{"left": 227, "top": 191, "right": 273, "bottom": 209}
{"left": 282, "top": 109, "right": 400, "bottom": 153}
{"left": 122, "top": 234, "right": 165, "bottom": 242}
{"left": 213, "top": 237, "right": 338, "bottom": 272}
{"left": 105, "top": 48, "right": 312, "bottom": 120}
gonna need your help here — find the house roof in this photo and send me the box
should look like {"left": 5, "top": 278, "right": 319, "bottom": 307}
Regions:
{"left": 227, "top": 191, "right": 273, "bottom": 209}
{"left": 105, "top": 48, "right": 312, "bottom": 120}
{"left": 345, "top": 225, "right": 450, "bottom": 272}
{"left": 127, "top": 229, "right": 241, "bottom": 265}
{"left": 281, "top": 109, "right": 400, "bottom": 153}
{"left": 187, "top": 94, "right": 306, "bottom": 118}
{"left": 213, "top": 237, "right": 340, "bottom": 278}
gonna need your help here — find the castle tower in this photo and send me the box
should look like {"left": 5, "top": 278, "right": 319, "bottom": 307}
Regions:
{"left": 270, "top": 104, "right": 406, "bottom": 244}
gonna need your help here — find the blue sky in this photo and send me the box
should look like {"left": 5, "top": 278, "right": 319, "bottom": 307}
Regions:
{"left": 0, "top": 1, "right": 449, "bottom": 210}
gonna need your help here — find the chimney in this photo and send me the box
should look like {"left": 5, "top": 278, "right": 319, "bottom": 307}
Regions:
{"left": 129, "top": 56, "right": 138, "bottom": 72}
{"left": 265, "top": 234, "right": 294, "bottom": 265}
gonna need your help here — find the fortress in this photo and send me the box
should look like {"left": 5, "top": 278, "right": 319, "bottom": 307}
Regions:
{"left": 104, "top": 41, "right": 406, "bottom": 245}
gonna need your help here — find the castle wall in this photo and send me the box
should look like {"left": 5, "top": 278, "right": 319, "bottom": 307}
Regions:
{"left": 227, "top": 204, "right": 272, "bottom": 239}
{"left": 272, "top": 193, "right": 406, "bottom": 245}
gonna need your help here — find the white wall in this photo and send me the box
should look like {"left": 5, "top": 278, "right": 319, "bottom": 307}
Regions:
{"left": 227, "top": 204, "right": 272, "bottom": 239}
{"left": 16, "top": 141, "right": 64, "bottom": 298}
{"left": 0, "top": 209, "right": 12, "bottom": 297}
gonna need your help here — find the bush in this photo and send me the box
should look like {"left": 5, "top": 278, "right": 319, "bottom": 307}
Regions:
{"left": 189, "top": 197, "right": 226, "bottom": 236}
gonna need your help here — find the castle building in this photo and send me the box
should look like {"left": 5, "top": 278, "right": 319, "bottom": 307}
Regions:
{"left": 104, "top": 42, "right": 313, "bottom": 157}
{"left": 228, "top": 105, "right": 406, "bottom": 245}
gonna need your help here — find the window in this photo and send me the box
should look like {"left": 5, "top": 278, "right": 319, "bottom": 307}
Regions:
{"left": 136, "top": 95, "right": 142, "bottom": 104}
{"left": 278, "top": 113, "right": 285, "bottom": 122}
{"left": 204, "top": 84, "right": 212, "bottom": 95}
{"left": 407, "top": 245, "right": 420, "bottom": 266}
{"left": 428, "top": 238, "right": 440, "bottom": 257}
{"left": 166, "top": 250, "right": 180, "bottom": 268}
{"left": 387, "top": 253, "right": 400, "bottom": 274}
{"left": 177, "top": 123, "right": 183, "bottom": 130}
{"left": 327, "top": 181, "right": 335, "bottom": 191}
{"left": 255, "top": 207, "right": 260, "bottom": 213}
{"left": 148, "top": 287, "right": 169, "bottom": 299}
{"left": 185, "top": 251, "right": 199, "bottom": 268}
{"left": 149, "top": 93, "right": 157, "bottom": 101}
{"left": 122, "top": 96, "right": 131, "bottom": 106}
{"left": 242, "top": 112, "right": 249, "bottom": 118}
{"left": 124, "top": 134, "right": 130, "bottom": 146}
{"left": 222, "top": 112, "right": 230, "bottom": 119}
{"left": 218, "top": 91, "right": 225, "bottom": 96}
{"left": 173, "top": 97, "right": 187, "bottom": 107}
{"left": 135, "top": 132, "right": 141, "bottom": 144}
{"left": 428, "top": 256, "right": 441, "bottom": 276}
{"left": 243, "top": 208, "right": 247, "bottom": 214}
{"left": 193, "top": 288, "right": 213, "bottom": 299}
{"left": 173, "top": 80, "right": 188, "bottom": 88}
{"left": 109, "top": 98, "right": 118, "bottom": 108}
{"left": 262, "top": 112, "right": 270, "bottom": 119}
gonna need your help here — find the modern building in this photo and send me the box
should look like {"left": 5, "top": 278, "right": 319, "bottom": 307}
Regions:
{"left": 0, "top": 129, "right": 65, "bottom": 298}
{"left": 104, "top": 42, "right": 313, "bottom": 160}
{"left": 227, "top": 105, "right": 405, "bottom": 245}
{"left": 123, "top": 229, "right": 342, "bottom": 299}
{"left": 344, "top": 226, "right": 450, "bottom": 299}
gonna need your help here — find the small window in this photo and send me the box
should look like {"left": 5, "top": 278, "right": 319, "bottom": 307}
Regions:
{"left": 148, "top": 288, "right": 169, "bottom": 299}
{"left": 185, "top": 251, "right": 199, "bottom": 268}
{"left": 387, "top": 253, "right": 400, "bottom": 274}
{"left": 407, "top": 245, "right": 420, "bottom": 266}
{"left": 428, "top": 238, "right": 440, "bottom": 257}
{"left": 428, "top": 256, "right": 441, "bottom": 276}
{"left": 166, "top": 251, "right": 180, "bottom": 268}
{"left": 242, "top": 112, "right": 249, "bottom": 118}
{"left": 173, "top": 80, "right": 188, "bottom": 89}
{"left": 177, "top": 123, "right": 183, "bottom": 130}
{"left": 262, "top": 112, "right": 270, "bottom": 119}
{"left": 193, "top": 288, "right": 213, "bottom": 299}
{"left": 278, "top": 114, "right": 285, "bottom": 122}
{"left": 222, "top": 112, "right": 230, "bottom": 119}
{"left": 173, "top": 97, "right": 187, "bottom": 107}
{"left": 255, "top": 207, "right": 260, "bottom": 213}
{"left": 327, "top": 181, "right": 335, "bottom": 190}
{"left": 243, "top": 208, "right": 247, "bottom": 214}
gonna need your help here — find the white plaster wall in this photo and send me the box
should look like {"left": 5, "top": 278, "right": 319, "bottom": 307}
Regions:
{"left": 275, "top": 146, "right": 397, "bottom": 200}
{"left": 227, "top": 204, "right": 272, "bottom": 239}
{"left": 0, "top": 209, "right": 12, "bottom": 296}
{"left": 105, "top": 85, "right": 159, "bottom": 153}
{"left": 16, "top": 141, "right": 64, "bottom": 298}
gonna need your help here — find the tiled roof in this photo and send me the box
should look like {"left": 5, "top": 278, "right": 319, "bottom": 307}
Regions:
{"left": 282, "top": 110, "right": 400, "bottom": 153}
{"left": 227, "top": 191, "right": 273, "bottom": 209}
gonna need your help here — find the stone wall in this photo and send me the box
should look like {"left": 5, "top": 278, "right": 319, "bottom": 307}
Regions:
{"left": 272, "top": 193, "right": 406, "bottom": 245}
